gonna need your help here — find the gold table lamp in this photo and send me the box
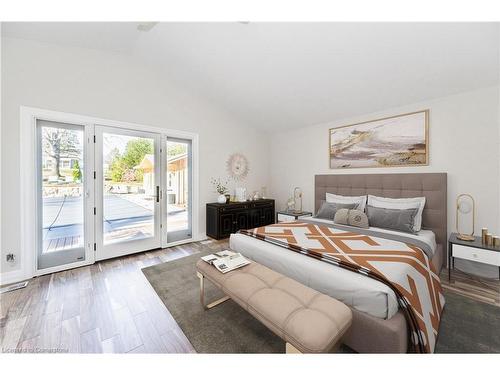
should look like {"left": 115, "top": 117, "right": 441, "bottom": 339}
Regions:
{"left": 456, "top": 194, "right": 475, "bottom": 241}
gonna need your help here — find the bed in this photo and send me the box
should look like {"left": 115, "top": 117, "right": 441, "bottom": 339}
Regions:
{"left": 230, "top": 173, "right": 447, "bottom": 353}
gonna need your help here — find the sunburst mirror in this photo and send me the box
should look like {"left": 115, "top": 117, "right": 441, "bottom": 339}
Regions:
{"left": 226, "top": 153, "right": 249, "bottom": 181}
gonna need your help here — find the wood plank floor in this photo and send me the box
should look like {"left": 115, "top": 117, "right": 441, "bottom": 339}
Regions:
{"left": 1, "top": 239, "right": 498, "bottom": 353}
{"left": 0, "top": 239, "right": 228, "bottom": 353}
{"left": 440, "top": 268, "right": 500, "bottom": 307}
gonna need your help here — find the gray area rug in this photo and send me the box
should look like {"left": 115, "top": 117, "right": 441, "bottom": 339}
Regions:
{"left": 142, "top": 248, "right": 500, "bottom": 353}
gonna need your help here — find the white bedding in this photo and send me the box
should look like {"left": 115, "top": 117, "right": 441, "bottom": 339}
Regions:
{"left": 229, "top": 217, "right": 437, "bottom": 320}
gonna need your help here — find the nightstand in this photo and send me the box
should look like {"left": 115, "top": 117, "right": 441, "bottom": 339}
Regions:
{"left": 276, "top": 210, "right": 313, "bottom": 223}
{"left": 448, "top": 233, "right": 500, "bottom": 281}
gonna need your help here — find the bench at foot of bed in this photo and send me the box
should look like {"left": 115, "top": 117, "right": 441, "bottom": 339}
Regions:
{"left": 196, "top": 259, "right": 353, "bottom": 354}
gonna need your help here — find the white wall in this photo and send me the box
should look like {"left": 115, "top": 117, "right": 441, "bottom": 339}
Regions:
{"left": 0, "top": 37, "right": 271, "bottom": 277}
{"left": 269, "top": 86, "right": 500, "bottom": 277}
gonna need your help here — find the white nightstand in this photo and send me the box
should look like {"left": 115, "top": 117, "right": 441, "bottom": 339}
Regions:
{"left": 448, "top": 233, "right": 500, "bottom": 281}
{"left": 276, "top": 210, "right": 313, "bottom": 223}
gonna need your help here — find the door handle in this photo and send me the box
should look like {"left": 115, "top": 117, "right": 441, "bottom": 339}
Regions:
{"left": 156, "top": 186, "right": 160, "bottom": 203}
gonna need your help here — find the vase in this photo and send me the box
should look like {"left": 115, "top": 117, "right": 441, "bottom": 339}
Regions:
{"left": 217, "top": 194, "right": 227, "bottom": 204}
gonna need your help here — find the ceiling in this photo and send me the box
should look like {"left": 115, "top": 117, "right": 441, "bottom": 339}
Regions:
{"left": 3, "top": 22, "right": 499, "bottom": 132}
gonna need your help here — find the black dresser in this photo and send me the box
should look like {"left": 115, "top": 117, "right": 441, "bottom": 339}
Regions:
{"left": 206, "top": 199, "right": 275, "bottom": 240}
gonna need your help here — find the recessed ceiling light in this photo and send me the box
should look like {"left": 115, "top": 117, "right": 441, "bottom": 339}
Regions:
{"left": 137, "top": 22, "right": 158, "bottom": 32}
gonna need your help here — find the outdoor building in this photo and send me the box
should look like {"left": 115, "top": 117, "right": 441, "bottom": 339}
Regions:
{"left": 166, "top": 152, "right": 188, "bottom": 207}
{"left": 136, "top": 154, "right": 155, "bottom": 195}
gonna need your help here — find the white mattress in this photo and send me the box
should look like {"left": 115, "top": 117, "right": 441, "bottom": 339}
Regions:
{"left": 230, "top": 220, "right": 437, "bottom": 320}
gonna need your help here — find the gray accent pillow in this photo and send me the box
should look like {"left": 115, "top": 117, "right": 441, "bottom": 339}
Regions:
{"left": 366, "top": 205, "right": 419, "bottom": 233}
{"left": 334, "top": 209, "right": 369, "bottom": 229}
{"left": 316, "top": 201, "right": 358, "bottom": 221}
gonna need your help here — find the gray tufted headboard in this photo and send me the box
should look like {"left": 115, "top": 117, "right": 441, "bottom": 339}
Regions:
{"left": 314, "top": 173, "right": 447, "bottom": 248}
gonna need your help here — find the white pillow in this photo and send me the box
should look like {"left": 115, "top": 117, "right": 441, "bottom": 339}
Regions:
{"left": 367, "top": 195, "right": 426, "bottom": 232}
{"left": 326, "top": 193, "right": 367, "bottom": 212}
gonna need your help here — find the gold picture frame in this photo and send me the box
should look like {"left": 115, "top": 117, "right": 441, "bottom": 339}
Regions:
{"left": 329, "top": 110, "right": 429, "bottom": 169}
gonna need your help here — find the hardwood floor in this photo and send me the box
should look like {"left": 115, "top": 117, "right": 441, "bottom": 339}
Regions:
{"left": 1, "top": 239, "right": 498, "bottom": 353}
{"left": 440, "top": 268, "right": 500, "bottom": 307}
{"left": 0, "top": 239, "right": 228, "bottom": 353}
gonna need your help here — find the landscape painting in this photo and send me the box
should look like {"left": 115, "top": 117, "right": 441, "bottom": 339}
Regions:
{"left": 329, "top": 110, "right": 428, "bottom": 169}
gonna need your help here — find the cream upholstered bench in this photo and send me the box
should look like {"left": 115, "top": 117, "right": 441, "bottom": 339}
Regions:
{"left": 196, "top": 259, "right": 352, "bottom": 353}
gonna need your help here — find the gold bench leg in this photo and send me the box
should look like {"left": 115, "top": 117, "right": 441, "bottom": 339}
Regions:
{"left": 286, "top": 343, "right": 302, "bottom": 354}
{"left": 197, "top": 271, "right": 230, "bottom": 310}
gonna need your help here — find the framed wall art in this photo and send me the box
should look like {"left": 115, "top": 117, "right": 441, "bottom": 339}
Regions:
{"left": 329, "top": 110, "right": 429, "bottom": 169}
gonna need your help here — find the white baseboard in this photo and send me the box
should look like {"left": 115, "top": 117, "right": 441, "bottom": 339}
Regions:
{"left": 0, "top": 269, "right": 30, "bottom": 286}
{"left": 196, "top": 232, "right": 208, "bottom": 241}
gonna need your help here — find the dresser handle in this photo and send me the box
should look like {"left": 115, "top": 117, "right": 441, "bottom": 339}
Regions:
{"left": 472, "top": 253, "right": 478, "bottom": 258}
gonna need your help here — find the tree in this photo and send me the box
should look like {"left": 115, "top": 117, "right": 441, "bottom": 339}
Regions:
{"left": 122, "top": 139, "right": 153, "bottom": 169}
{"left": 72, "top": 160, "right": 82, "bottom": 182}
{"left": 167, "top": 143, "right": 186, "bottom": 157}
{"left": 107, "top": 139, "right": 153, "bottom": 183}
{"left": 42, "top": 128, "right": 81, "bottom": 177}
{"left": 110, "top": 155, "right": 126, "bottom": 182}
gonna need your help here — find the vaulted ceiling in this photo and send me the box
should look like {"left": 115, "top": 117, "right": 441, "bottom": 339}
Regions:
{"left": 3, "top": 22, "right": 499, "bottom": 131}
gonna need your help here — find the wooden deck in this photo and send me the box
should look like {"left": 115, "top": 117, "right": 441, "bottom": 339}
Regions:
{"left": 43, "top": 236, "right": 83, "bottom": 253}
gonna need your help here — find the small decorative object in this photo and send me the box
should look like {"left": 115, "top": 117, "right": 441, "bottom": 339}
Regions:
{"left": 252, "top": 191, "right": 260, "bottom": 200}
{"left": 293, "top": 187, "right": 303, "bottom": 214}
{"left": 494, "top": 236, "right": 500, "bottom": 248}
{"left": 226, "top": 153, "right": 249, "bottom": 181}
{"left": 261, "top": 186, "right": 267, "bottom": 199}
{"left": 486, "top": 233, "right": 493, "bottom": 246}
{"left": 329, "top": 110, "right": 428, "bottom": 169}
{"left": 211, "top": 177, "right": 229, "bottom": 204}
{"left": 482, "top": 228, "right": 488, "bottom": 245}
{"left": 235, "top": 187, "right": 247, "bottom": 202}
{"left": 456, "top": 194, "right": 475, "bottom": 241}
{"left": 224, "top": 194, "right": 230, "bottom": 203}
{"left": 286, "top": 197, "right": 295, "bottom": 212}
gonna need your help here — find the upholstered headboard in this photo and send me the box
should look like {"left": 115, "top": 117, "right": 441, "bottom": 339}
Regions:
{"left": 314, "top": 173, "right": 447, "bottom": 247}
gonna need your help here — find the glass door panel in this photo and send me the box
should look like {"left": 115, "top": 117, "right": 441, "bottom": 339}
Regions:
{"left": 95, "top": 126, "right": 161, "bottom": 260}
{"left": 37, "top": 120, "right": 88, "bottom": 270}
{"left": 165, "top": 137, "right": 192, "bottom": 243}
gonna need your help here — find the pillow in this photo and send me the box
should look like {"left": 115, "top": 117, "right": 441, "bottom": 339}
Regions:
{"left": 326, "top": 193, "right": 367, "bottom": 212}
{"left": 366, "top": 205, "right": 419, "bottom": 233}
{"left": 334, "top": 208, "right": 369, "bottom": 229}
{"left": 316, "top": 201, "right": 358, "bottom": 220}
{"left": 367, "top": 195, "right": 425, "bottom": 232}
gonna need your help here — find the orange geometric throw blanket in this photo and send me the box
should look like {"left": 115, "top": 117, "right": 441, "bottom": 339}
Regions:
{"left": 240, "top": 222, "right": 445, "bottom": 353}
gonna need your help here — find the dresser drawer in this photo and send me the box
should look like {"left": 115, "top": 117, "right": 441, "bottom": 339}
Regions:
{"left": 452, "top": 244, "right": 500, "bottom": 266}
{"left": 220, "top": 205, "right": 248, "bottom": 212}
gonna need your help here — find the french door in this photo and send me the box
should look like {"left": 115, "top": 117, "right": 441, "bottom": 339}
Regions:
{"left": 36, "top": 119, "right": 94, "bottom": 270}
{"left": 34, "top": 112, "right": 195, "bottom": 274}
{"left": 163, "top": 137, "right": 193, "bottom": 245}
{"left": 95, "top": 126, "right": 161, "bottom": 260}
